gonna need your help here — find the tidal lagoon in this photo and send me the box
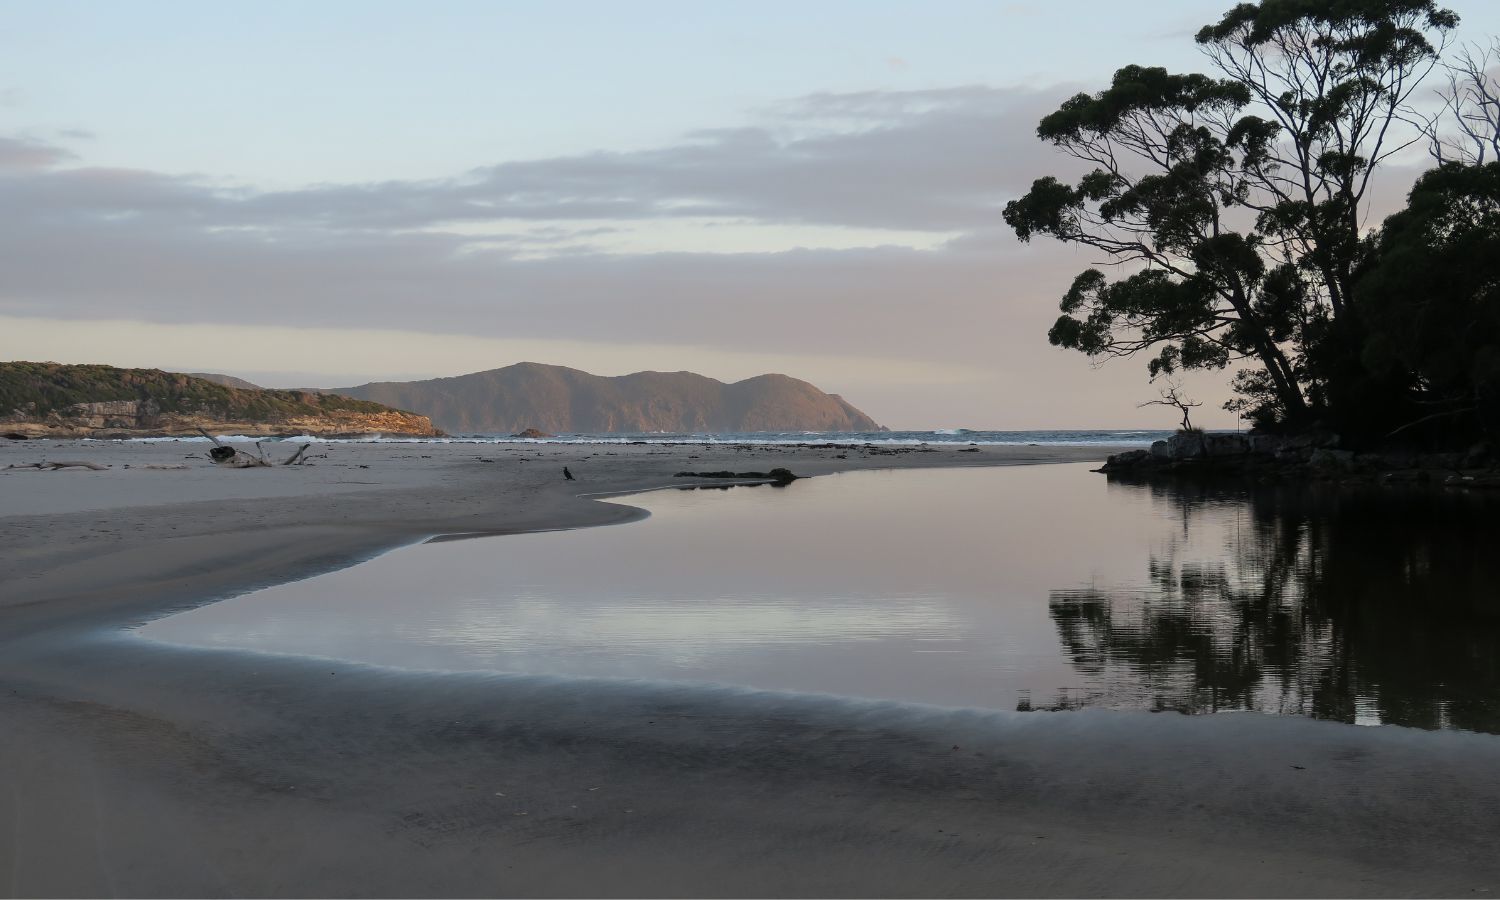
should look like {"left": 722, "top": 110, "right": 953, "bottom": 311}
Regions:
{"left": 140, "top": 463, "right": 1500, "bottom": 733}
{"left": 7, "top": 440, "right": 1500, "bottom": 896}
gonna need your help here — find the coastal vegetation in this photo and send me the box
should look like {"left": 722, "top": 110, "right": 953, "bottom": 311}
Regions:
{"left": 0, "top": 362, "right": 439, "bottom": 437}
{"left": 0, "top": 362, "right": 399, "bottom": 419}
{"left": 1004, "top": 0, "right": 1499, "bottom": 450}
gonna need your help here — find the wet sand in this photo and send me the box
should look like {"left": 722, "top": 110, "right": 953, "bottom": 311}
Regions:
{"left": 3, "top": 439, "right": 1499, "bottom": 898}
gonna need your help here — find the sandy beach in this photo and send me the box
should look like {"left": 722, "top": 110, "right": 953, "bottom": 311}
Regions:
{"left": 3, "top": 439, "right": 1500, "bottom": 898}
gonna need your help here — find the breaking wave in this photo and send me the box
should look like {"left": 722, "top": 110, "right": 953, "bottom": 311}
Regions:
{"left": 112, "top": 429, "right": 1179, "bottom": 447}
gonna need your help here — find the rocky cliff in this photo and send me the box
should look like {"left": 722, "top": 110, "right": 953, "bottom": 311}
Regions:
{"left": 328, "top": 362, "right": 885, "bottom": 434}
{"left": 1, "top": 362, "right": 441, "bottom": 438}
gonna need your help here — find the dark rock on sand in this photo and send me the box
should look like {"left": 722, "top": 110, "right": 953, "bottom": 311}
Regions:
{"left": 675, "top": 468, "right": 800, "bottom": 485}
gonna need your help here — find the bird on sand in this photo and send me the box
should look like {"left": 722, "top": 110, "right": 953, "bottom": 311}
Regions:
{"left": 563, "top": 466, "right": 575, "bottom": 481}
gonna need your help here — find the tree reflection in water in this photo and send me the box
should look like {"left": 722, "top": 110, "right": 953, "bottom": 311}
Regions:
{"left": 1049, "top": 476, "right": 1500, "bottom": 733}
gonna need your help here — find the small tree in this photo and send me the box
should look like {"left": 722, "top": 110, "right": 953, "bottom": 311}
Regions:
{"left": 1139, "top": 381, "right": 1204, "bottom": 432}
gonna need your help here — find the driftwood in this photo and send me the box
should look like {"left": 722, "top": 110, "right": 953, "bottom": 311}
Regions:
{"left": 5, "top": 460, "right": 110, "bottom": 471}
{"left": 674, "top": 468, "right": 799, "bottom": 485}
{"left": 282, "top": 443, "right": 311, "bottom": 466}
{"left": 199, "top": 427, "right": 269, "bottom": 467}
{"left": 197, "top": 428, "right": 313, "bottom": 468}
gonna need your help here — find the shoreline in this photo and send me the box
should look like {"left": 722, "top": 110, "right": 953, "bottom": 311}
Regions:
{"left": 4, "top": 440, "right": 1500, "bottom": 897}
{"left": 1102, "top": 430, "right": 1500, "bottom": 488}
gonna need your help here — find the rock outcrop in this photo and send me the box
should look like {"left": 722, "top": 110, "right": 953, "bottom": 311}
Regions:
{"left": 1, "top": 362, "right": 442, "bottom": 438}
{"left": 1100, "top": 430, "right": 1500, "bottom": 488}
{"left": 326, "top": 362, "right": 886, "bottom": 434}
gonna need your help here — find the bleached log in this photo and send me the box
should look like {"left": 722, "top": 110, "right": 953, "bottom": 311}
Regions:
{"left": 197, "top": 429, "right": 271, "bottom": 467}
{"left": 214, "top": 451, "right": 273, "bottom": 468}
{"left": 282, "top": 443, "right": 312, "bottom": 466}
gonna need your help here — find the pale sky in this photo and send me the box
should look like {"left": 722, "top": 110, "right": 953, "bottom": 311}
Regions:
{"left": 5, "top": 1, "right": 1499, "bottom": 429}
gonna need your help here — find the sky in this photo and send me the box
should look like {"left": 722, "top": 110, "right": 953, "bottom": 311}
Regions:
{"left": 5, "top": 1, "right": 1500, "bottom": 429}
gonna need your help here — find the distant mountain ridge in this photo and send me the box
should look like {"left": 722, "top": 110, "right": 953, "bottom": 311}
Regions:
{"left": 328, "top": 363, "right": 884, "bottom": 434}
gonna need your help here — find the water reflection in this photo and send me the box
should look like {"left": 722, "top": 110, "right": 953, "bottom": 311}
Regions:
{"left": 137, "top": 465, "right": 1500, "bottom": 733}
{"left": 1051, "top": 476, "right": 1500, "bottom": 732}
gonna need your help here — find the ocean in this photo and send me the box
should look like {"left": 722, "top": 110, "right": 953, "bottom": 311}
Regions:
{"left": 122, "top": 428, "right": 1182, "bottom": 446}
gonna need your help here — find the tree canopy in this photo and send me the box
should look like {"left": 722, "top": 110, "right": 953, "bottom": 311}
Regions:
{"left": 1004, "top": 0, "right": 1459, "bottom": 431}
{"left": 1356, "top": 162, "right": 1500, "bottom": 440}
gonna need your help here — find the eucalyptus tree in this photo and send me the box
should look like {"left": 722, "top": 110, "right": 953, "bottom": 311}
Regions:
{"left": 1004, "top": 0, "right": 1457, "bottom": 426}
{"left": 1429, "top": 38, "right": 1500, "bottom": 165}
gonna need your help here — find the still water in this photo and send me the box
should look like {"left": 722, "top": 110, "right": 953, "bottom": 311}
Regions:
{"left": 139, "top": 464, "right": 1500, "bottom": 732}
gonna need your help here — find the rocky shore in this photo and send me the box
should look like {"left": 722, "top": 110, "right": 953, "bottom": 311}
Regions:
{"left": 1101, "top": 430, "right": 1500, "bottom": 488}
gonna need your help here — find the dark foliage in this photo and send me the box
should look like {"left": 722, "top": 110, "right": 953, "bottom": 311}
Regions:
{"left": 1352, "top": 162, "right": 1500, "bottom": 443}
{"left": 1052, "top": 476, "right": 1500, "bottom": 732}
{"left": 1004, "top": 0, "right": 1459, "bottom": 432}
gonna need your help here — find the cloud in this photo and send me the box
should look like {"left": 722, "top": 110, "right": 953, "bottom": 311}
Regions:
{"left": 0, "top": 135, "right": 75, "bottom": 170}
{"left": 0, "top": 85, "right": 1092, "bottom": 364}
{"left": 0, "top": 83, "right": 1259, "bottom": 426}
{"left": 0, "top": 85, "right": 1074, "bottom": 236}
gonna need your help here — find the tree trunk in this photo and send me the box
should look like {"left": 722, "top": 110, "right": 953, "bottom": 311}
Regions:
{"left": 1228, "top": 284, "right": 1309, "bottom": 419}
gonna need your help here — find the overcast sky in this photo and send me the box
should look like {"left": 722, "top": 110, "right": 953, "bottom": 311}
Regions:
{"left": 5, "top": 1, "right": 1499, "bottom": 429}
